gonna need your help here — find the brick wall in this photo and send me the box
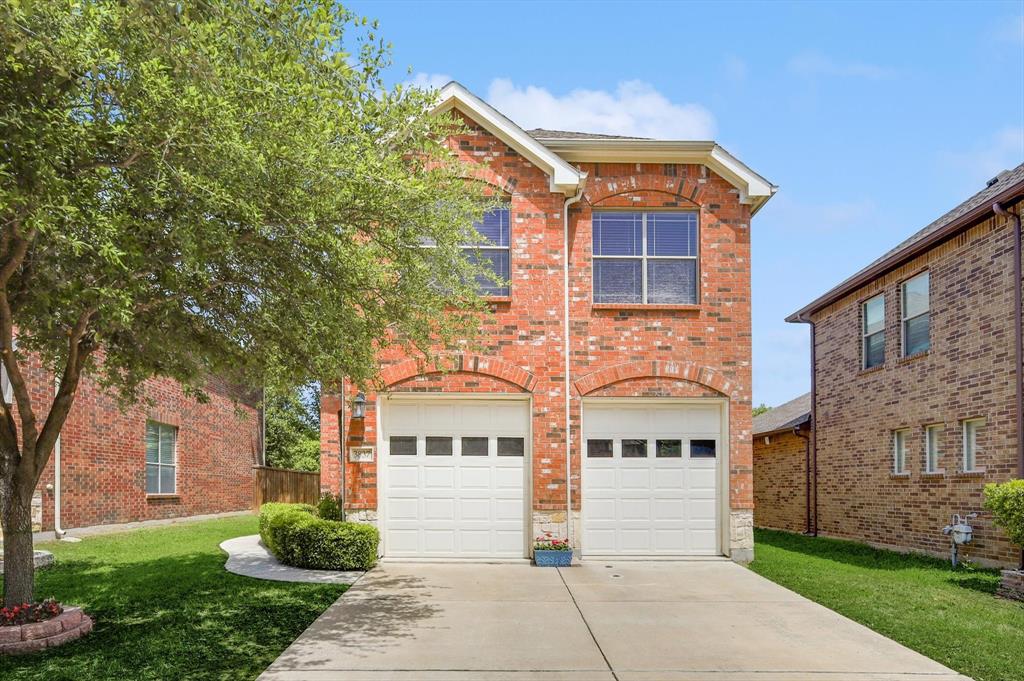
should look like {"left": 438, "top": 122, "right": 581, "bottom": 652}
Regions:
{"left": 19, "top": 354, "right": 260, "bottom": 532}
{"left": 321, "top": 113, "right": 754, "bottom": 553}
{"left": 810, "top": 210, "right": 1022, "bottom": 566}
{"left": 753, "top": 427, "right": 813, "bottom": 533}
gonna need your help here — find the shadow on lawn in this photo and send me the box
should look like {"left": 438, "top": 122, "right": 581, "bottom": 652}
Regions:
{"left": 0, "top": 549, "right": 346, "bottom": 681}
{"left": 754, "top": 528, "right": 1001, "bottom": 583}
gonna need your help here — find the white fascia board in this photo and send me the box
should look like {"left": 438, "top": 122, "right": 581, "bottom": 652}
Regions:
{"left": 537, "top": 140, "right": 777, "bottom": 213}
{"left": 433, "top": 82, "right": 583, "bottom": 195}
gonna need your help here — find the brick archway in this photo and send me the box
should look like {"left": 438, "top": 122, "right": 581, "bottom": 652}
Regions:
{"left": 379, "top": 354, "right": 538, "bottom": 392}
{"left": 585, "top": 174, "right": 706, "bottom": 207}
{"left": 573, "top": 360, "right": 735, "bottom": 397}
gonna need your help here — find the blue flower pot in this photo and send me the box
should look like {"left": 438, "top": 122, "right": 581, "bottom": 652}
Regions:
{"left": 533, "top": 549, "right": 573, "bottom": 567}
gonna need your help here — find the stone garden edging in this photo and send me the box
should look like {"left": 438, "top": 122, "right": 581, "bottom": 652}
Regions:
{"left": 0, "top": 607, "right": 93, "bottom": 655}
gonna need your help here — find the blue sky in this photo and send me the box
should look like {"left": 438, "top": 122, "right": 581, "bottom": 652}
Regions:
{"left": 351, "top": 0, "right": 1024, "bottom": 407}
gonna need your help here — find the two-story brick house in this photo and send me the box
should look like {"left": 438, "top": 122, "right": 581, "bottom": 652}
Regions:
{"left": 319, "top": 82, "right": 775, "bottom": 562}
{"left": 784, "top": 164, "right": 1024, "bottom": 567}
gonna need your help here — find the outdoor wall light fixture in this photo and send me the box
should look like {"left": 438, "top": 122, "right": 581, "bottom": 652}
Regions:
{"left": 352, "top": 391, "right": 366, "bottom": 419}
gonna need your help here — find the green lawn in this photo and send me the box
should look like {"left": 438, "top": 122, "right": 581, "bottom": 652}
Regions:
{"left": 751, "top": 528, "right": 1024, "bottom": 681}
{"left": 0, "top": 515, "right": 346, "bottom": 681}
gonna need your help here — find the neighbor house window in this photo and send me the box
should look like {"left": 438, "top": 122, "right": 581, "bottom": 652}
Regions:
{"left": 862, "top": 294, "right": 885, "bottom": 369}
{"left": 592, "top": 211, "right": 698, "bottom": 304}
{"left": 463, "top": 207, "right": 510, "bottom": 297}
{"left": 925, "top": 424, "right": 942, "bottom": 473}
{"left": 893, "top": 429, "right": 908, "bottom": 474}
{"left": 901, "top": 272, "right": 930, "bottom": 356}
{"left": 0, "top": 363, "right": 9, "bottom": 404}
{"left": 962, "top": 418, "right": 984, "bottom": 472}
{"left": 146, "top": 421, "right": 177, "bottom": 495}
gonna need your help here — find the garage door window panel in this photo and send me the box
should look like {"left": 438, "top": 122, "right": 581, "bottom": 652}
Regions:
{"left": 587, "top": 439, "right": 613, "bottom": 458}
{"left": 389, "top": 436, "right": 417, "bottom": 456}
{"left": 425, "top": 437, "right": 453, "bottom": 456}
{"left": 689, "top": 439, "right": 717, "bottom": 458}
{"left": 497, "top": 437, "right": 525, "bottom": 457}
{"left": 461, "top": 436, "right": 488, "bottom": 456}
{"left": 621, "top": 439, "right": 648, "bottom": 458}
{"left": 656, "top": 439, "right": 683, "bottom": 458}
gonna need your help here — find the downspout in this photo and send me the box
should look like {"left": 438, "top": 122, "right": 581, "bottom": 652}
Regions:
{"left": 791, "top": 315, "right": 818, "bottom": 536}
{"left": 993, "top": 201, "right": 1023, "bottom": 570}
{"left": 563, "top": 185, "right": 584, "bottom": 548}
{"left": 336, "top": 378, "right": 347, "bottom": 519}
{"left": 793, "top": 424, "right": 812, "bottom": 535}
{"left": 53, "top": 379, "right": 66, "bottom": 539}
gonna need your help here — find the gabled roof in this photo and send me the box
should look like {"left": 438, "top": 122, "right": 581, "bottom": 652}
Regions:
{"left": 432, "top": 81, "right": 776, "bottom": 211}
{"left": 433, "top": 82, "right": 585, "bottom": 195}
{"left": 788, "top": 163, "right": 1024, "bottom": 322}
{"left": 753, "top": 393, "right": 811, "bottom": 436}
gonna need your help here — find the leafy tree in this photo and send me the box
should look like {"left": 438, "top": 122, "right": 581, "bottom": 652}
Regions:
{"left": 264, "top": 385, "right": 320, "bottom": 472}
{"left": 0, "top": 1, "right": 491, "bottom": 605}
{"left": 752, "top": 403, "right": 771, "bottom": 418}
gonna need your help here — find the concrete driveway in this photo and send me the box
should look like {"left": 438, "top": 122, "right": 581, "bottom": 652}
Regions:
{"left": 258, "top": 560, "right": 969, "bottom": 681}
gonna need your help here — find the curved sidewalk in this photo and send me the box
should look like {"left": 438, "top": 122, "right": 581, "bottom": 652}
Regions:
{"left": 220, "top": 534, "right": 364, "bottom": 584}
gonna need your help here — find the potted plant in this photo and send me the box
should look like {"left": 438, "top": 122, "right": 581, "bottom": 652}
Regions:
{"left": 533, "top": 533, "right": 572, "bottom": 567}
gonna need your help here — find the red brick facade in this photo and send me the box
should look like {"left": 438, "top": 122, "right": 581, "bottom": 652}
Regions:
{"left": 803, "top": 208, "right": 1023, "bottom": 566}
{"left": 321, "top": 102, "right": 763, "bottom": 558}
{"left": 19, "top": 354, "right": 259, "bottom": 533}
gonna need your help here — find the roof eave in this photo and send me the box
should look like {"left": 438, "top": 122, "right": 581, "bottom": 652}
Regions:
{"left": 786, "top": 177, "right": 1024, "bottom": 323}
{"left": 753, "top": 415, "right": 812, "bottom": 438}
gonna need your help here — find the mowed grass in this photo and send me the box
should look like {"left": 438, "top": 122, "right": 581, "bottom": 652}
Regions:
{"left": 0, "top": 515, "right": 346, "bottom": 681}
{"left": 750, "top": 528, "right": 1024, "bottom": 681}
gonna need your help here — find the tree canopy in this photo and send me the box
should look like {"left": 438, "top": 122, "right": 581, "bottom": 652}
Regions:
{"left": 265, "top": 385, "right": 321, "bottom": 472}
{"left": 0, "top": 0, "right": 491, "bottom": 605}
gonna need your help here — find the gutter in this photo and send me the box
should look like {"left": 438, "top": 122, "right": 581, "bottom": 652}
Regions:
{"left": 787, "top": 316, "right": 818, "bottom": 536}
{"left": 788, "top": 179, "right": 1024, "bottom": 322}
{"left": 53, "top": 379, "right": 66, "bottom": 539}
{"left": 563, "top": 183, "right": 584, "bottom": 548}
{"left": 993, "top": 202, "right": 1024, "bottom": 570}
{"left": 793, "top": 424, "right": 812, "bottom": 535}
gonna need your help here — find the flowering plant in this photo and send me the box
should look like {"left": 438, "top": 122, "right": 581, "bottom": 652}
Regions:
{"left": 0, "top": 598, "right": 63, "bottom": 627}
{"left": 533, "top": 533, "right": 570, "bottom": 551}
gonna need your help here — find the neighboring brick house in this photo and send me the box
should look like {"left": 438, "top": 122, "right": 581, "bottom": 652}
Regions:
{"left": 752, "top": 393, "right": 812, "bottom": 534}
{"left": 784, "top": 164, "right": 1024, "bottom": 567}
{"left": 320, "top": 82, "right": 776, "bottom": 562}
{"left": 6, "top": 352, "right": 260, "bottom": 536}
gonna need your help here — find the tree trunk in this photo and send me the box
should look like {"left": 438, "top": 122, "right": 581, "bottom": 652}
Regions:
{"left": 1, "top": 476, "right": 35, "bottom": 607}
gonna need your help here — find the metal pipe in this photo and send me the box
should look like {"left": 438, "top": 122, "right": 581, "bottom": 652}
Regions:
{"left": 563, "top": 184, "right": 584, "bottom": 548}
{"left": 993, "top": 201, "right": 1023, "bottom": 570}
{"left": 793, "top": 424, "right": 812, "bottom": 535}
{"left": 53, "top": 378, "right": 65, "bottom": 539}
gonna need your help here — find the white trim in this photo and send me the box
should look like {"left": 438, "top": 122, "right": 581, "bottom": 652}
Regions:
{"left": 900, "top": 271, "right": 930, "bottom": 357}
{"left": 924, "top": 423, "right": 942, "bottom": 473}
{"left": 893, "top": 429, "right": 909, "bottom": 474}
{"left": 434, "top": 82, "right": 584, "bottom": 195}
{"left": 862, "top": 294, "right": 885, "bottom": 369}
{"left": 962, "top": 418, "right": 985, "bottom": 473}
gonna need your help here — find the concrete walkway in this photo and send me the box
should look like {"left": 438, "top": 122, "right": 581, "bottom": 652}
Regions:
{"left": 258, "top": 560, "right": 970, "bottom": 681}
{"left": 220, "top": 535, "right": 363, "bottom": 584}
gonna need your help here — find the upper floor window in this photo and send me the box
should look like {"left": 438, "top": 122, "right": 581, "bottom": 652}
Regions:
{"left": 962, "top": 418, "right": 984, "bottom": 472}
{"left": 146, "top": 421, "right": 178, "bottom": 495}
{"left": 893, "top": 429, "right": 908, "bottom": 474}
{"left": 592, "top": 211, "right": 698, "bottom": 305}
{"left": 901, "top": 272, "right": 930, "bottom": 356}
{"left": 463, "top": 207, "right": 510, "bottom": 297}
{"left": 862, "top": 294, "right": 885, "bottom": 369}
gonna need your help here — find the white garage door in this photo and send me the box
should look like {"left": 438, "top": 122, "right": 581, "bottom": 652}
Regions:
{"left": 380, "top": 397, "right": 528, "bottom": 558}
{"left": 582, "top": 401, "right": 722, "bottom": 557}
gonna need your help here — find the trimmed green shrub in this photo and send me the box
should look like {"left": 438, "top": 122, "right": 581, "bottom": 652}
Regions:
{"left": 983, "top": 479, "right": 1024, "bottom": 547}
{"left": 258, "top": 502, "right": 378, "bottom": 571}
{"left": 317, "top": 492, "right": 343, "bottom": 521}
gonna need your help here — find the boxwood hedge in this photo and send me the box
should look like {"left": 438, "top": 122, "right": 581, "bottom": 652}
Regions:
{"left": 258, "top": 502, "right": 379, "bottom": 571}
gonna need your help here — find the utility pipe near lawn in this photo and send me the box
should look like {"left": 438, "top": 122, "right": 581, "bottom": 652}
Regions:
{"left": 53, "top": 379, "right": 66, "bottom": 539}
{"left": 563, "top": 184, "right": 584, "bottom": 548}
{"left": 793, "top": 424, "right": 812, "bottom": 535}
{"left": 993, "top": 201, "right": 1023, "bottom": 570}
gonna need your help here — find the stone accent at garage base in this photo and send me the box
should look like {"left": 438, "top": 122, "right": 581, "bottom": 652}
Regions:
{"left": 532, "top": 510, "right": 569, "bottom": 544}
{"left": 998, "top": 569, "right": 1024, "bottom": 601}
{"left": 346, "top": 509, "right": 378, "bottom": 525}
{"left": 730, "top": 509, "right": 754, "bottom": 563}
{"left": 0, "top": 607, "right": 93, "bottom": 655}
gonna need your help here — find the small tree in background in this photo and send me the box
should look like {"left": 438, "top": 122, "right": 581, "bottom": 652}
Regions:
{"left": 265, "top": 385, "right": 321, "bottom": 472}
{"left": 752, "top": 403, "right": 771, "bottom": 418}
{"left": 0, "top": 1, "right": 492, "bottom": 606}
{"left": 984, "top": 480, "right": 1024, "bottom": 561}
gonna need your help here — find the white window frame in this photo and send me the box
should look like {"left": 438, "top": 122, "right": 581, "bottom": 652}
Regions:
{"left": 460, "top": 206, "right": 511, "bottom": 298}
{"left": 862, "top": 294, "right": 885, "bottom": 369}
{"left": 592, "top": 210, "right": 699, "bottom": 305}
{"left": 901, "top": 271, "right": 930, "bottom": 357}
{"left": 962, "top": 418, "right": 985, "bottom": 473}
{"left": 893, "top": 429, "right": 909, "bottom": 474}
{"left": 146, "top": 421, "right": 178, "bottom": 495}
{"left": 924, "top": 424, "right": 942, "bottom": 473}
{"left": 0, "top": 364, "right": 10, "bottom": 404}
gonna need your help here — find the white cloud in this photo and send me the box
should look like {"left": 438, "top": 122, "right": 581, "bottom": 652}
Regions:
{"left": 788, "top": 51, "right": 897, "bottom": 80}
{"left": 404, "top": 72, "right": 452, "bottom": 91}
{"left": 939, "top": 127, "right": 1024, "bottom": 186}
{"left": 485, "top": 79, "right": 716, "bottom": 140}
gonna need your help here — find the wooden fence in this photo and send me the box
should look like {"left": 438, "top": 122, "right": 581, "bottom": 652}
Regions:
{"left": 253, "top": 466, "right": 321, "bottom": 510}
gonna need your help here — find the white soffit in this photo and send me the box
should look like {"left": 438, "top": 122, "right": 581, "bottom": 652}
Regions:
{"left": 433, "top": 81, "right": 585, "bottom": 195}
{"left": 538, "top": 139, "right": 777, "bottom": 214}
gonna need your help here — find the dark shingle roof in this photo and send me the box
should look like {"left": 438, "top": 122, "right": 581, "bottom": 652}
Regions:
{"left": 753, "top": 393, "right": 811, "bottom": 436}
{"left": 527, "top": 128, "right": 650, "bottom": 141}
{"left": 863, "top": 163, "right": 1024, "bottom": 273}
